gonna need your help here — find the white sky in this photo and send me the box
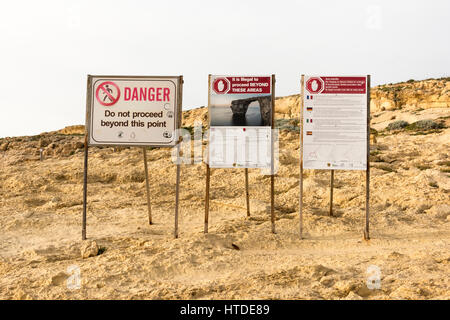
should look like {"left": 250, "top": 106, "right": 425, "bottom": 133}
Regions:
{"left": 0, "top": 0, "right": 449, "bottom": 137}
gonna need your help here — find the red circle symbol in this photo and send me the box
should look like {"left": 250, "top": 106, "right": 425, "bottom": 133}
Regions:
{"left": 306, "top": 77, "right": 324, "bottom": 94}
{"left": 212, "top": 77, "right": 230, "bottom": 94}
{"left": 96, "top": 81, "right": 120, "bottom": 106}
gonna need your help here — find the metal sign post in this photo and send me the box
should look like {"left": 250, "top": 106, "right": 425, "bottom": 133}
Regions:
{"left": 82, "top": 133, "right": 89, "bottom": 241}
{"left": 142, "top": 147, "right": 152, "bottom": 225}
{"left": 82, "top": 76, "right": 92, "bottom": 241}
{"left": 82, "top": 75, "right": 183, "bottom": 240}
{"left": 204, "top": 74, "right": 211, "bottom": 234}
{"left": 364, "top": 75, "right": 371, "bottom": 240}
{"left": 204, "top": 164, "right": 210, "bottom": 233}
{"left": 299, "top": 75, "right": 304, "bottom": 239}
{"left": 174, "top": 76, "right": 183, "bottom": 239}
{"left": 174, "top": 145, "right": 181, "bottom": 238}
{"left": 270, "top": 74, "right": 276, "bottom": 234}
{"left": 329, "top": 170, "right": 334, "bottom": 217}
{"left": 245, "top": 168, "right": 250, "bottom": 217}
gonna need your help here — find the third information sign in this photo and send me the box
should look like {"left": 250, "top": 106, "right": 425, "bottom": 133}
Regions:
{"left": 302, "top": 75, "right": 368, "bottom": 170}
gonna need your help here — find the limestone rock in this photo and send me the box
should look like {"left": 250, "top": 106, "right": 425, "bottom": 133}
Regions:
{"left": 426, "top": 204, "right": 450, "bottom": 219}
{"left": 51, "top": 272, "right": 68, "bottom": 286}
{"left": 343, "top": 291, "right": 363, "bottom": 300}
{"left": 0, "top": 142, "right": 9, "bottom": 151}
{"left": 81, "top": 240, "right": 99, "bottom": 259}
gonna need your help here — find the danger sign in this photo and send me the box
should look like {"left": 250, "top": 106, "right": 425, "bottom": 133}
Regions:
{"left": 86, "top": 75, "right": 182, "bottom": 147}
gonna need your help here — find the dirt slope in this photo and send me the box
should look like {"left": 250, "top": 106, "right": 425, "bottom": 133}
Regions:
{"left": 0, "top": 79, "right": 449, "bottom": 300}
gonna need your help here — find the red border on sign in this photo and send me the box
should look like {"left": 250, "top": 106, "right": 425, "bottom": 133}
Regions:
{"left": 305, "top": 77, "right": 324, "bottom": 94}
{"left": 96, "top": 81, "right": 121, "bottom": 106}
{"left": 212, "top": 77, "right": 231, "bottom": 94}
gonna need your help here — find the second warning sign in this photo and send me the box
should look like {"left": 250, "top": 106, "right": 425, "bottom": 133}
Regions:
{"left": 208, "top": 75, "right": 274, "bottom": 168}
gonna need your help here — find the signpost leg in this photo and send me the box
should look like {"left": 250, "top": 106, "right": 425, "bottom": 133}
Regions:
{"left": 299, "top": 165, "right": 303, "bottom": 239}
{"left": 365, "top": 169, "right": 370, "bottom": 240}
{"left": 245, "top": 168, "right": 250, "bottom": 217}
{"left": 270, "top": 74, "right": 276, "bottom": 234}
{"left": 142, "top": 147, "right": 152, "bottom": 225}
{"left": 205, "top": 164, "right": 210, "bottom": 234}
{"left": 271, "top": 174, "right": 275, "bottom": 234}
{"left": 364, "top": 75, "right": 371, "bottom": 240}
{"left": 299, "top": 75, "right": 304, "bottom": 239}
{"left": 329, "top": 170, "right": 334, "bottom": 217}
{"left": 82, "top": 134, "right": 88, "bottom": 240}
{"left": 174, "top": 148, "right": 181, "bottom": 239}
{"left": 175, "top": 75, "right": 183, "bottom": 239}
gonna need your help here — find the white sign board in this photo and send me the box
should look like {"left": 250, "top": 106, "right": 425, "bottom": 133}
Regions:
{"left": 302, "top": 76, "right": 368, "bottom": 170}
{"left": 208, "top": 75, "right": 273, "bottom": 168}
{"left": 87, "top": 76, "right": 181, "bottom": 147}
{"left": 209, "top": 127, "right": 272, "bottom": 168}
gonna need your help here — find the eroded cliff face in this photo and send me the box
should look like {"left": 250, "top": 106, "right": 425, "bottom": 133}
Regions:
{"left": 370, "top": 79, "right": 450, "bottom": 112}
{"left": 272, "top": 78, "right": 450, "bottom": 120}
{"left": 180, "top": 78, "right": 449, "bottom": 129}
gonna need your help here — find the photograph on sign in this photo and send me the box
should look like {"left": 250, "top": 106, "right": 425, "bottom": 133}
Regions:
{"left": 209, "top": 75, "right": 273, "bottom": 168}
{"left": 210, "top": 76, "right": 272, "bottom": 127}
{"left": 302, "top": 76, "right": 368, "bottom": 170}
{"left": 88, "top": 76, "right": 180, "bottom": 147}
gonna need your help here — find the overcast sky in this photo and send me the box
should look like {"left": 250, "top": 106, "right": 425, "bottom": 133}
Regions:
{"left": 0, "top": 0, "right": 449, "bottom": 137}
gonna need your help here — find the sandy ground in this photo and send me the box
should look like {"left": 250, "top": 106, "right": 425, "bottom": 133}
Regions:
{"left": 0, "top": 104, "right": 449, "bottom": 300}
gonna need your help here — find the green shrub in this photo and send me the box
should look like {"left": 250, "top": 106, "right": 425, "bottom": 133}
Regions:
{"left": 386, "top": 120, "right": 409, "bottom": 130}
{"left": 409, "top": 119, "right": 444, "bottom": 130}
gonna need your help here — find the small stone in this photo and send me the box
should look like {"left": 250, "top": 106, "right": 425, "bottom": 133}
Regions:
{"left": 334, "top": 280, "right": 357, "bottom": 295}
{"left": 427, "top": 204, "right": 450, "bottom": 219}
{"left": 319, "top": 275, "right": 335, "bottom": 287}
{"left": 0, "top": 142, "right": 9, "bottom": 151}
{"left": 355, "top": 284, "right": 374, "bottom": 297}
{"left": 343, "top": 291, "right": 363, "bottom": 300}
{"left": 387, "top": 251, "right": 405, "bottom": 259}
{"left": 311, "top": 265, "right": 334, "bottom": 280}
{"left": 51, "top": 272, "right": 68, "bottom": 286}
{"left": 81, "top": 240, "right": 99, "bottom": 258}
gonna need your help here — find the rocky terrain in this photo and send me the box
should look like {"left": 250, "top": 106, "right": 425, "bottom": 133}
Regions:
{"left": 0, "top": 78, "right": 449, "bottom": 300}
